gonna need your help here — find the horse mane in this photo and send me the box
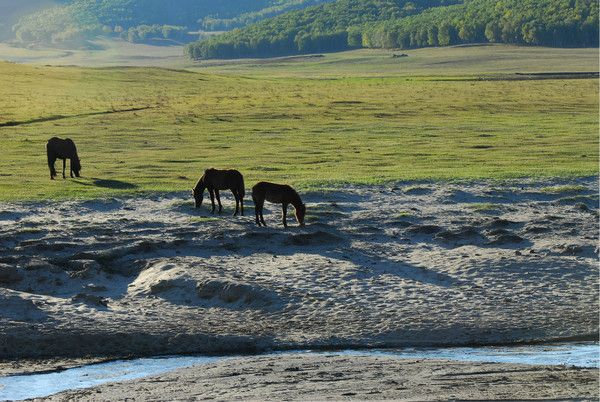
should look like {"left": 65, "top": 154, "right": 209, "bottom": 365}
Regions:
{"left": 71, "top": 144, "right": 81, "bottom": 170}
{"left": 289, "top": 187, "right": 303, "bottom": 208}
{"left": 193, "top": 175, "right": 205, "bottom": 192}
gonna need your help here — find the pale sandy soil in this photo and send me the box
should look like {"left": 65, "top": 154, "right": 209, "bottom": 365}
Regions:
{"left": 35, "top": 354, "right": 600, "bottom": 401}
{"left": 0, "top": 177, "right": 598, "bottom": 363}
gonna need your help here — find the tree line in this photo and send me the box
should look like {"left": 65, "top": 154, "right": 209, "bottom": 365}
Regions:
{"left": 185, "top": 0, "right": 599, "bottom": 60}
{"left": 361, "top": 0, "right": 598, "bottom": 49}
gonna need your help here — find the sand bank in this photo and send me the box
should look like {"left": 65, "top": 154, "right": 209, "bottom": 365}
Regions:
{"left": 0, "top": 177, "right": 597, "bottom": 359}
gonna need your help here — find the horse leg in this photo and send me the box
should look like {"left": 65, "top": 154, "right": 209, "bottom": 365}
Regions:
{"left": 240, "top": 194, "right": 244, "bottom": 216}
{"left": 215, "top": 190, "right": 222, "bottom": 214}
{"left": 209, "top": 189, "right": 216, "bottom": 213}
{"left": 62, "top": 159, "right": 66, "bottom": 179}
{"left": 260, "top": 206, "right": 266, "bottom": 227}
{"left": 232, "top": 189, "right": 238, "bottom": 216}
{"left": 70, "top": 158, "right": 74, "bottom": 178}
{"left": 48, "top": 154, "right": 56, "bottom": 180}
{"left": 255, "top": 198, "right": 266, "bottom": 226}
{"left": 253, "top": 198, "right": 261, "bottom": 226}
{"left": 282, "top": 203, "right": 288, "bottom": 228}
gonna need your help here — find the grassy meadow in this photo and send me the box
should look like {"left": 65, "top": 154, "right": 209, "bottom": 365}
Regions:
{"left": 0, "top": 45, "right": 598, "bottom": 201}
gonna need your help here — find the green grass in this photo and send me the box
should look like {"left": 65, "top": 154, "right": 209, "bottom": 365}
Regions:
{"left": 195, "top": 45, "right": 600, "bottom": 78}
{"left": 539, "top": 184, "right": 587, "bottom": 194}
{"left": 0, "top": 45, "right": 598, "bottom": 201}
{"left": 395, "top": 211, "right": 413, "bottom": 218}
{"left": 467, "top": 203, "right": 499, "bottom": 212}
{"left": 189, "top": 216, "right": 220, "bottom": 223}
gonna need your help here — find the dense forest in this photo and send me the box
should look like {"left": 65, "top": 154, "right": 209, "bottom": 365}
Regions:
{"left": 11, "top": 0, "right": 330, "bottom": 45}
{"left": 186, "top": 0, "right": 459, "bottom": 59}
{"left": 185, "top": 0, "right": 599, "bottom": 60}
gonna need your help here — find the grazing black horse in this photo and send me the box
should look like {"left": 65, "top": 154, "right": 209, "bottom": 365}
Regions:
{"left": 192, "top": 168, "right": 245, "bottom": 215}
{"left": 252, "top": 181, "right": 306, "bottom": 227}
{"left": 46, "top": 137, "right": 81, "bottom": 180}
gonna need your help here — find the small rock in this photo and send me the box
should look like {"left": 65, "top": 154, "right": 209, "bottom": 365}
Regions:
{"left": 71, "top": 293, "right": 108, "bottom": 307}
{"left": 68, "top": 260, "right": 101, "bottom": 279}
{"left": 0, "top": 264, "right": 23, "bottom": 284}
{"left": 556, "top": 244, "right": 583, "bottom": 255}
{"left": 84, "top": 283, "right": 108, "bottom": 292}
{"left": 68, "top": 259, "right": 101, "bottom": 271}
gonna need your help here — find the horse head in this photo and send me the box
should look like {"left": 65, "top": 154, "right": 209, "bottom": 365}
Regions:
{"left": 295, "top": 203, "right": 306, "bottom": 227}
{"left": 72, "top": 158, "right": 81, "bottom": 177}
{"left": 192, "top": 182, "right": 205, "bottom": 208}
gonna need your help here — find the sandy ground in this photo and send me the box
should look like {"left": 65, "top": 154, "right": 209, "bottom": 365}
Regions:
{"left": 35, "top": 354, "right": 600, "bottom": 401}
{"left": 0, "top": 177, "right": 598, "bottom": 364}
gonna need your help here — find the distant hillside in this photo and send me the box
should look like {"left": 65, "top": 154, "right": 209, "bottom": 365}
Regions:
{"left": 10, "top": 0, "right": 331, "bottom": 46}
{"left": 200, "top": 0, "right": 335, "bottom": 31}
{"left": 186, "top": 0, "right": 458, "bottom": 59}
{"left": 0, "top": 0, "right": 62, "bottom": 40}
{"left": 186, "top": 0, "right": 599, "bottom": 60}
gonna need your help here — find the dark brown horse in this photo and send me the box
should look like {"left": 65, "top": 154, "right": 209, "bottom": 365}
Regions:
{"left": 252, "top": 182, "right": 306, "bottom": 227}
{"left": 46, "top": 137, "right": 81, "bottom": 180}
{"left": 192, "top": 168, "right": 245, "bottom": 215}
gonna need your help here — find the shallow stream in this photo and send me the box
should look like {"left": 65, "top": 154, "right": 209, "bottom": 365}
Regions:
{"left": 0, "top": 342, "right": 597, "bottom": 400}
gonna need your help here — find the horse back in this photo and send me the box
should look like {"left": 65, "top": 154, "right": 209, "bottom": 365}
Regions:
{"left": 253, "top": 181, "right": 298, "bottom": 204}
{"left": 47, "top": 137, "right": 77, "bottom": 158}
{"left": 205, "top": 168, "right": 244, "bottom": 191}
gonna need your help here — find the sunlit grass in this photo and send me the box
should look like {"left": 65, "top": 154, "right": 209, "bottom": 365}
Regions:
{"left": 0, "top": 45, "right": 598, "bottom": 201}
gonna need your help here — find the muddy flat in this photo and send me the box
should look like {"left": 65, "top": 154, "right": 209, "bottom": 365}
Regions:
{"left": 0, "top": 177, "right": 598, "bottom": 362}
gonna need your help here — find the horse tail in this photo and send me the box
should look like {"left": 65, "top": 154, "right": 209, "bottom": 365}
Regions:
{"left": 239, "top": 174, "right": 245, "bottom": 198}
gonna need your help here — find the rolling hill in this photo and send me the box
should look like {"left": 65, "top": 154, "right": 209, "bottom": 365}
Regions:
{"left": 10, "top": 0, "right": 332, "bottom": 46}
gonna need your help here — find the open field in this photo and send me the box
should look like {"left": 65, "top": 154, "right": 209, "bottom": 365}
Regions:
{"left": 195, "top": 45, "right": 600, "bottom": 78}
{"left": 0, "top": 39, "right": 598, "bottom": 77}
{"left": 0, "top": 44, "right": 598, "bottom": 201}
{"left": 0, "top": 39, "right": 184, "bottom": 68}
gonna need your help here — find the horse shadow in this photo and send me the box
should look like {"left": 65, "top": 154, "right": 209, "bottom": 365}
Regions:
{"left": 73, "top": 178, "right": 138, "bottom": 189}
{"left": 92, "top": 179, "right": 137, "bottom": 189}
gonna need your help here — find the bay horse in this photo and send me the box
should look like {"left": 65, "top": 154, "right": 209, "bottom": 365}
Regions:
{"left": 46, "top": 137, "right": 81, "bottom": 180}
{"left": 192, "top": 168, "right": 245, "bottom": 215}
{"left": 252, "top": 182, "right": 306, "bottom": 227}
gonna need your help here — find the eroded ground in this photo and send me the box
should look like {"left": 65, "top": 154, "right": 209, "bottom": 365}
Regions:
{"left": 0, "top": 177, "right": 598, "bottom": 360}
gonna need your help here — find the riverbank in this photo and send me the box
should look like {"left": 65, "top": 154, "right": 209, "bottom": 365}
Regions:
{"left": 30, "top": 353, "right": 600, "bottom": 401}
{"left": 0, "top": 177, "right": 598, "bottom": 360}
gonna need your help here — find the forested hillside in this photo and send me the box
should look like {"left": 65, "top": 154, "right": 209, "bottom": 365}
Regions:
{"left": 186, "top": 0, "right": 458, "bottom": 59}
{"left": 11, "top": 0, "right": 331, "bottom": 45}
{"left": 185, "top": 0, "right": 599, "bottom": 60}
